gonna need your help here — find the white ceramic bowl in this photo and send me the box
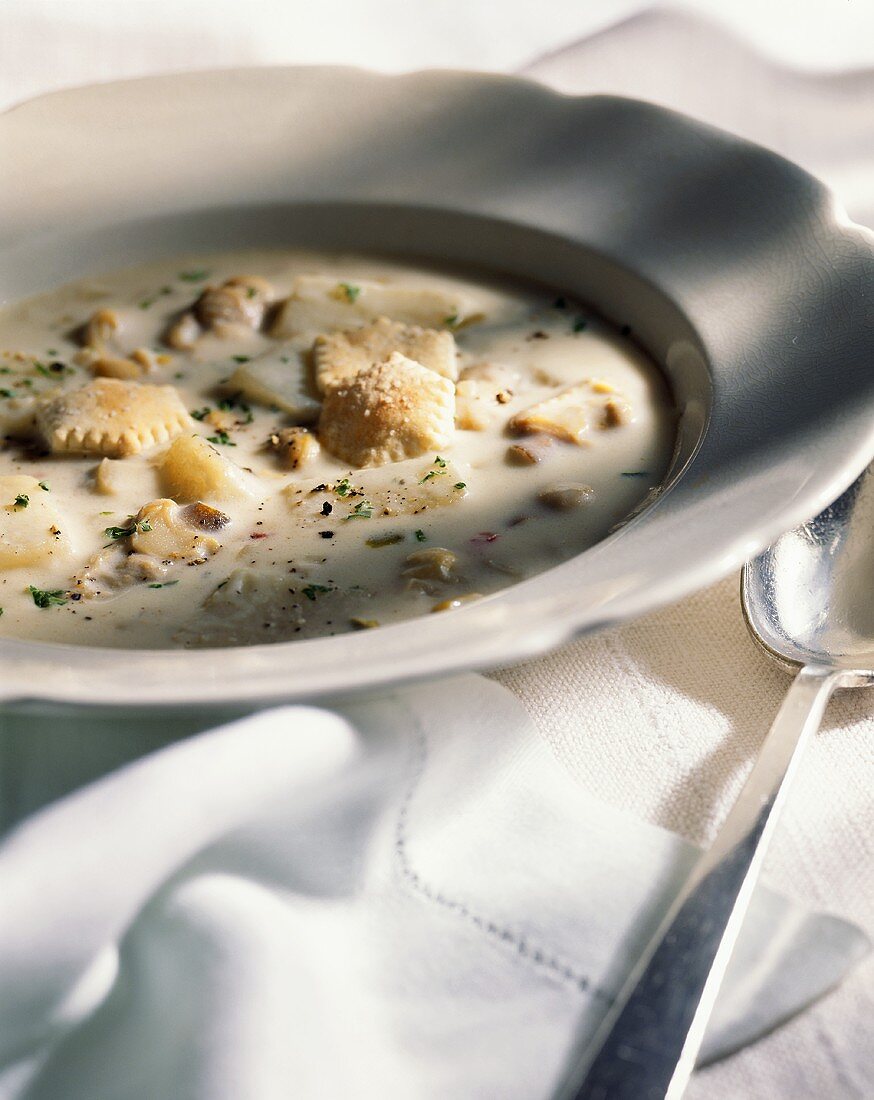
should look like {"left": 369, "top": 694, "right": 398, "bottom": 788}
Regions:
{"left": 1, "top": 67, "right": 872, "bottom": 708}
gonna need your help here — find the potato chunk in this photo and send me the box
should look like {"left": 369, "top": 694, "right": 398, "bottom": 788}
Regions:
{"left": 509, "top": 381, "right": 631, "bottom": 445}
{"left": 227, "top": 346, "right": 320, "bottom": 421}
{"left": 318, "top": 353, "right": 455, "bottom": 468}
{"left": 312, "top": 316, "right": 457, "bottom": 392}
{"left": 271, "top": 275, "right": 473, "bottom": 337}
{"left": 36, "top": 379, "right": 191, "bottom": 457}
{"left": 159, "top": 435, "right": 254, "bottom": 502}
{"left": 0, "top": 475, "right": 69, "bottom": 568}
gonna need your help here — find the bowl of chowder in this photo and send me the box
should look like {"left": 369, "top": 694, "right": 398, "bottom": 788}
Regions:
{"left": 0, "top": 68, "right": 872, "bottom": 707}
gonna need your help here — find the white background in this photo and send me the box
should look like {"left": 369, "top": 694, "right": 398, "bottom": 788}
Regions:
{"left": 1, "top": 0, "right": 874, "bottom": 111}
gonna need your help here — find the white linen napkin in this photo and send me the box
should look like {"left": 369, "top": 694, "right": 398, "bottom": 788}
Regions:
{"left": 0, "top": 677, "right": 866, "bottom": 1100}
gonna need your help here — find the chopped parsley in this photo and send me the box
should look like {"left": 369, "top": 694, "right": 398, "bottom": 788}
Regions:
{"left": 573, "top": 317, "right": 588, "bottom": 333}
{"left": 218, "top": 396, "right": 253, "bottom": 423}
{"left": 139, "top": 286, "right": 173, "bottom": 310}
{"left": 334, "top": 478, "right": 352, "bottom": 497}
{"left": 621, "top": 471, "right": 649, "bottom": 478}
{"left": 302, "top": 583, "right": 332, "bottom": 601}
{"left": 337, "top": 282, "right": 360, "bottom": 303}
{"left": 28, "top": 585, "right": 67, "bottom": 609}
{"left": 0, "top": 389, "right": 12, "bottom": 399}
{"left": 104, "top": 519, "right": 152, "bottom": 542}
{"left": 148, "top": 580, "right": 180, "bottom": 589}
{"left": 231, "top": 355, "right": 250, "bottom": 364}
{"left": 366, "top": 533, "right": 404, "bottom": 548}
{"left": 38, "top": 481, "right": 50, "bottom": 491}
{"left": 12, "top": 493, "right": 29, "bottom": 508}
{"left": 34, "top": 360, "right": 68, "bottom": 378}
{"left": 414, "top": 529, "right": 427, "bottom": 542}
{"left": 420, "top": 456, "right": 448, "bottom": 483}
{"left": 179, "top": 269, "right": 209, "bottom": 282}
{"left": 346, "top": 500, "right": 373, "bottom": 520}
{"left": 207, "top": 430, "right": 236, "bottom": 447}
{"left": 444, "top": 312, "right": 459, "bottom": 328}
{"left": 453, "top": 482, "right": 466, "bottom": 491}
{"left": 246, "top": 286, "right": 257, "bottom": 299}
{"left": 190, "top": 407, "right": 211, "bottom": 420}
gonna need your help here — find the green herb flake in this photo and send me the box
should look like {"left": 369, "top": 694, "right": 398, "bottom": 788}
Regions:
{"left": 573, "top": 317, "right": 588, "bottom": 333}
{"left": 338, "top": 282, "right": 360, "bottom": 303}
{"left": 0, "top": 389, "right": 12, "bottom": 399}
{"left": 104, "top": 524, "right": 136, "bottom": 541}
{"left": 453, "top": 482, "right": 466, "bottom": 491}
{"left": 207, "top": 430, "right": 236, "bottom": 447}
{"left": 302, "top": 583, "right": 332, "bottom": 601}
{"left": 190, "top": 407, "right": 211, "bottom": 421}
{"left": 38, "top": 481, "right": 50, "bottom": 491}
{"left": 621, "top": 471, "right": 649, "bottom": 478}
{"left": 346, "top": 500, "right": 373, "bottom": 520}
{"left": 12, "top": 493, "right": 29, "bottom": 508}
{"left": 179, "top": 269, "right": 209, "bottom": 282}
{"left": 444, "top": 312, "right": 459, "bottom": 328}
{"left": 334, "top": 478, "right": 352, "bottom": 497}
{"left": 28, "top": 585, "right": 67, "bottom": 609}
{"left": 366, "top": 533, "right": 404, "bottom": 548}
{"left": 148, "top": 580, "right": 180, "bottom": 589}
{"left": 46, "top": 348, "right": 58, "bottom": 356}
{"left": 231, "top": 355, "right": 250, "bottom": 364}
{"left": 553, "top": 296, "right": 567, "bottom": 310}
{"left": 414, "top": 529, "right": 427, "bottom": 542}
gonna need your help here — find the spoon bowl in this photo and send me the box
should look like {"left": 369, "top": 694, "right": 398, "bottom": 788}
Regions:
{"left": 743, "top": 464, "right": 874, "bottom": 684}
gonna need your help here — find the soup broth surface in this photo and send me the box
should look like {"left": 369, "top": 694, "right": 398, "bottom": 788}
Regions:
{"left": 0, "top": 250, "right": 676, "bottom": 648}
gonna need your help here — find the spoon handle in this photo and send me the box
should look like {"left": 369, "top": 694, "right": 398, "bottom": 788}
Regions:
{"left": 556, "top": 663, "right": 840, "bottom": 1100}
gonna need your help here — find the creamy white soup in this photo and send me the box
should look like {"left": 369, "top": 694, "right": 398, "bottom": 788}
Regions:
{"left": 0, "top": 250, "right": 676, "bottom": 648}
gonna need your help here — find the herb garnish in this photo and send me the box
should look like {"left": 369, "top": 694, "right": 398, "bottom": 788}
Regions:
{"left": 420, "top": 456, "right": 448, "bottom": 483}
{"left": 207, "top": 430, "right": 236, "bottom": 447}
{"left": 337, "top": 283, "right": 360, "bottom": 303}
{"left": 179, "top": 269, "right": 209, "bottom": 282}
{"left": 231, "top": 355, "right": 250, "bottom": 364}
{"left": 621, "top": 471, "right": 649, "bottom": 478}
{"left": 0, "top": 389, "right": 12, "bottom": 399}
{"left": 104, "top": 519, "right": 152, "bottom": 542}
{"left": 38, "top": 481, "right": 50, "bottom": 491}
{"left": 366, "top": 533, "right": 404, "bottom": 548}
{"left": 148, "top": 580, "right": 180, "bottom": 589}
{"left": 573, "top": 317, "right": 588, "bottom": 333}
{"left": 334, "top": 478, "right": 352, "bottom": 497}
{"left": 453, "top": 482, "right": 466, "bottom": 491}
{"left": 346, "top": 500, "right": 373, "bottom": 520}
{"left": 190, "top": 407, "right": 211, "bottom": 421}
{"left": 28, "top": 585, "right": 67, "bottom": 609}
{"left": 12, "top": 493, "right": 29, "bottom": 508}
{"left": 444, "top": 312, "right": 459, "bottom": 328}
{"left": 415, "top": 529, "right": 427, "bottom": 542}
{"left": 302, "top": 583, "right": 332, "bottom": 601}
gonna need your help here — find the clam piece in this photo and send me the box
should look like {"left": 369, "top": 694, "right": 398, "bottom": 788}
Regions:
{"left": 79, "top": 308, "right": 121, "bottom": 350}
{"left": 193, "top": 275, "right": 272, "bottom": 335}
{"left": 509, "top": 380, "right": 632, "bottom": 445}
{"left": 403, "top": 546, "right": 457, "bottom": 585}
{"left": 267, "top": 426, "right": 320, "bottom": 470}
{"left": 538, "top": 484, "right": 595, "bottom": 511}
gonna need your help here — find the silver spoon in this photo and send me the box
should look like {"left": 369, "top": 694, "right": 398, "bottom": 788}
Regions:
{"left": 556, "top": 465, "right": 874, "bottom": 1100}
